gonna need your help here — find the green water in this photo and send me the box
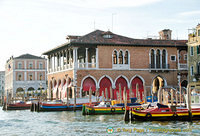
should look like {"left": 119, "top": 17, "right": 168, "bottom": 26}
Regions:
{"left": 0, "top": 107, "right": 199, "bottom": 136}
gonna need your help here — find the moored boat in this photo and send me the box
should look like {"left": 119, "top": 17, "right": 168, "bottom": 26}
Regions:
{"left": 4, "top": 101, "right": 32, "bottom": 110}
{"left": 131, "top": 103, "right": 200, "bottom": 121}
{"left": 83, "top": 100, "right": 142, "bottom": 115}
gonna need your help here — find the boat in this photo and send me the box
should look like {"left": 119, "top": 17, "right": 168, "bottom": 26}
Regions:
{"left": 4, "top": 101, "right": 32, "bottom": 110}
{"left": 130, "top": 103, "right": 200, "bottom": 121}
{"left": 83, "top": 99, "right": 143, "bottom": 115}
{"left": 38, "top": 100, "right": 99, "bottom": 112}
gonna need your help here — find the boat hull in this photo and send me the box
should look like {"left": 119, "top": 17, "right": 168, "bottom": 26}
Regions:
{"left": 84, "top": 106, "right": 142, "bottom": 115}
{"left": 131, "top": 108, "right": 200, "bottom": 121}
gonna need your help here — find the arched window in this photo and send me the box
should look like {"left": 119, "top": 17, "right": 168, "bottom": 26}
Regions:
{"left": 29, "top": 74, "right": 33, "bottom": 81}
{"left": 18, "top": 62, "right": 22, "bottom": 69}
{"left": 156, "top": 50, "right": 161, "bottom": 68}
{"left": 197, "top": 62, "right": 200, "bottom": 74}
{"left": 124, "top": 51, "right": 129, "bottom": 64}
{"left": 150, "top": 49, "right": 155, "bottom": 68}
{"left": 39, "top": 73, "right": 43, "bottom": 81}
{"left": 18, "top": 74, "right": 22, "bottom": 81}
{"left": 113, "top": 50, "right": 118, "bottom": 64}
{"left": 162, "top": 49, "right": 166, "bottom": 68}
{"left": 118, "top": 51, "right": 123, "bottom": 64}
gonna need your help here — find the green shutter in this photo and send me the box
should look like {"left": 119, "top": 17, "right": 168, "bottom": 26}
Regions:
{"left": 197, "top": 46, "right": 199, "bottom": 54}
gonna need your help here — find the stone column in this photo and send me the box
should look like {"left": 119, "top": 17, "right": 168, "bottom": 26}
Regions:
{"left": 66, "top": 50, "right": 68, "bottom": 69}
{"left": 73, "top": 47, "right": 78, "bottom": 69}
{"left": 160, "top": 51, "right": 162, "bottom": 69}
{"left": 48, "top": 55, "right": 51, "bottom": 72}
{"left": 53, "top": 54, "right": 56, "bottom": 71}
{"left": 62, "top": 51, "right": 64, "bottom": 70}
{"left": 86, "top": 48, "right": 88, "bottom": 68}
{"left": 154, "top": 51, "right": 156, "bottom": 68}
{"left": 96, "top": 48, "right": 98, "bottom": 68}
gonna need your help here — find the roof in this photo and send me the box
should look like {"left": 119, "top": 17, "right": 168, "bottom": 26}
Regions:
{"left": 14, "top": 53, "right": 45, "bottom": 60}
{"left": 43, "top": 29, "right": 187, "bottom": 55}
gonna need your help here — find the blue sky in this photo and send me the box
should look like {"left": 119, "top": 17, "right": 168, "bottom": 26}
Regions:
{"left": 0, "top": 0, "right": 200, "bottom": 71}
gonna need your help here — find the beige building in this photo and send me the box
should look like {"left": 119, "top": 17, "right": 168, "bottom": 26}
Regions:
{"left": 188, "top": 24, "right": 200, "bottom": 90}
{"left": 5, "top": 54, "right": 47, "bottom": 98}
{"left": 43, "top": 29, "right": 188, "bottom": 100}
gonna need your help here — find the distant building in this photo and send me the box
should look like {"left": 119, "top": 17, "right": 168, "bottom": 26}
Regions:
{"left": 188, "top": 24, "right": 200, "bottom": 90}
{"left": 0, "top": 71, "right": 5, "bottom": 97}
{"left": 5, "top": 54, "right": 47, "bottom": 98}
{"left": 43, "top": 29, "right": 188, "bottom": 100}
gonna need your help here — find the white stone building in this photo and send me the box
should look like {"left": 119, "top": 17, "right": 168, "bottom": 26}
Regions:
{"left": 5, "top": 54, "right": 47, "bottom": 98}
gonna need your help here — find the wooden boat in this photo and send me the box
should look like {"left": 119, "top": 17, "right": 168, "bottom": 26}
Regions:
{"left": 33, "top": 100, "right": 100, "bottom": 112}
{"left": 83, "top": 101, "right": 142, "bottom": 115}
{"left": 4, "top": 101, "right": 31, "bottom": 110}
{"left": 130, "top": 103, "right": 200, "bottom": 121}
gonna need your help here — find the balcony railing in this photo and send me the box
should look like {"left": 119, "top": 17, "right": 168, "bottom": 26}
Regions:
{"left": 149, "top": 64, "right": 170, "bottom": 72}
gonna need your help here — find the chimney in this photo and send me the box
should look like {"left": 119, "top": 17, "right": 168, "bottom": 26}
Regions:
{"left": 159, "top": 29, "right": 172, "bottom": 40}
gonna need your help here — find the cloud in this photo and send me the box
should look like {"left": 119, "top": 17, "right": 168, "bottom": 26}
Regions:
{"left": 42, "top": 0, "right": 162, "bottom": 9}
{"left": 179, "top": 10, "right": 200, "bottom": 16}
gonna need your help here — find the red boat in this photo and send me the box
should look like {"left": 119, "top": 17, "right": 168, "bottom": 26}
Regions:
{"left": 131, "top": 103, "right": 200, "bottom": 121}
{"left": 5, "top": 101, "right": 31, "bottom": 110}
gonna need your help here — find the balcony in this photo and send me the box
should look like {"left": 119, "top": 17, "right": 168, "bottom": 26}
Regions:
{"left": 149, "top": 64, "right": 170, "bottom": 72}
{"left": 78, "top": 62, "right": 97, "bottom": 69}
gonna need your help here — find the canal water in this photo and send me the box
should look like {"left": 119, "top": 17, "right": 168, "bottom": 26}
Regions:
{"left": 0, "top": 107, "right": 199, "bottom": 136}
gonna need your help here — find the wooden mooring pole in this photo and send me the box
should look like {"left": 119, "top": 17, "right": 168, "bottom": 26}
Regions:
{"left": 187, "top": 86, "right": 192, "bottom": 121}
{"left": 73, "top": 86, "right": 76, "bottom": 112}
{"left": 124, "top": 90, "right": 130, "bottom": 122}
{"left": 119, "top": 84, "right": 122, "bottom": 103}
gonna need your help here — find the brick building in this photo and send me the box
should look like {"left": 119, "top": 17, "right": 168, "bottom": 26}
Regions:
{"left": 43, "top": 29, "right": 188, "bottom": 100}
{"left": 5, "top": 54, "right": 47, "bottom": 98}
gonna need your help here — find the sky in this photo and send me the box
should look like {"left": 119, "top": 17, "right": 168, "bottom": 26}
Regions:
{"left": 0, "top": 0, "right": 200, "bottom": 71}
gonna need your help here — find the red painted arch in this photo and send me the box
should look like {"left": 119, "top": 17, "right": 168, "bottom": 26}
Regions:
{"left": 131, "top": 77, "right": 144, "bottom": 99}
{"left": 99, "top": 77, "right": 112, "bottom": 98}
{"left": 82, "top": 77, "right": 96, "bottom": 91}
{"left": 114, "top": 77, "right": 129, "bottom": 100}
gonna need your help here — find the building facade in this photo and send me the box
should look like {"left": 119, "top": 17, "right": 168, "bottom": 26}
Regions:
{"left": 5, "top": 54, "right": 47, "bottom": 98}
{"left": 188, "top": 24, "right": 200, "bottom": 90}
{"left": 0, "top": 71, "right": 5, "bottom": 98}
{"left": 43, "top": 30, "right": 188, "bottom": 100}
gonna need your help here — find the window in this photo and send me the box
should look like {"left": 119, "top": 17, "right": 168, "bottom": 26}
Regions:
{"left": 39, "top": 73, "right": 43, "bottom": 81}
{"left": 113, "top": 51, "right": 118, "bottom": 64}
{"left": 197, "top": 45, "right": 200, "bottom": 55}
{"left": 162, "top": 49, "right": 167, "bottom": 68}
{"left": 29, "top": 62, "right": 33, "bottom": 69}
{"left": 124, "top": 51, "right": 129, "bottom": 64}
{"left": 170, "top": 55, "right": 176, "bottom": 61}
{"left": 18, "top": 62, "right": 22, "bottom": 69}
{"left": 156, "top": 50, "right": 161, "bottom": 68}
{"left": 191, "top": 66, "right": 194, "bottom": 76}
{"left": 184, "top": 54, "right": 187, "bottom": 60}
{"left": 29, "top": 74, "right": 33, "bottom": 81}
{"left": 118, "top": 51, "right": 123, "bottom": 64}
{"left": 150, "top": 49, "right": 155, "bottom": 68}
{"left": 190, "top": 47, "right": 194, "bottom": 56}
{"left": 198, "top": 29, "right": 200, "bottom": 36}
{"left": 103, "top": 34, "right": 112, "bottom": 39}
{"left": 39, "top": 62, "right": 43, "bottom": 69}
{"left": 18, "top": 74, "right": 22, "bottom": 81}
{"left": 197, "top": 62, "right": 200, "bottom": 74}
